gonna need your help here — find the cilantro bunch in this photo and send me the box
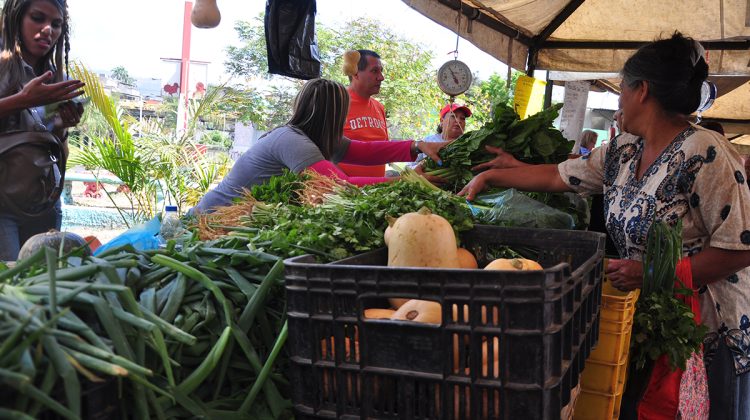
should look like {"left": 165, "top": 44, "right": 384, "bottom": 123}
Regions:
{"left": 249, "top": 169, "right": 307, "bottom": 205}
{"left": 243, "top": 177, "right": 473, "bottom": 262}
{"left": 630, "top": 221, "right": 708, "bottom": 371}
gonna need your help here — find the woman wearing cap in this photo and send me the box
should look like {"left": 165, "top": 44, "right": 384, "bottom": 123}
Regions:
{"left": 193, "top": 78, "right": 447, "bottom": 213}
{"left": 409, "top": 103, "right": 471, "bottom": 169}
{"left": 0, "top": 0, "right": 85, "bottom": 261}
{"left": 459, "top": 32, "right": 750, "bottom": 418}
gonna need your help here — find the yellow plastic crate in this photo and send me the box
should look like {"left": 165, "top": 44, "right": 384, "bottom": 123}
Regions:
{"left": 588, "top": 319, "right": 633, "bottom": 364}
{"left": 574, "top": 387, "right": 623, "bottom": 420}
{"left": 579, "top": 355, "right": 628, "bottom": 394}
{"left": 600, "top": 280, "right": 639, "bottom": 322}
{"left": 574, "top": 363, "right": 627, "bottom": 420}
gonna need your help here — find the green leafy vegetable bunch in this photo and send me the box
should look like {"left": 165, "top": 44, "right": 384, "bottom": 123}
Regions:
{"left": 421, "top": 102, "right": 573, "bottom": 192}
{"left": 240, "top": 176, "right": 473, "bottom": 262}
{"left": 630, "top": 220, "right": 708, "bottom": 371}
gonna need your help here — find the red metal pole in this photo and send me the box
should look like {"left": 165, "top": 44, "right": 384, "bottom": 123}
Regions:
{"left": 179, "top": 1, "right": 192, "bottom": 131}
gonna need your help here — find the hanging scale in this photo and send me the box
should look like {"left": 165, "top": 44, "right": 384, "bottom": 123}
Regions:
{"left": 437, "top": 4, "right": 472, "bottom": 99}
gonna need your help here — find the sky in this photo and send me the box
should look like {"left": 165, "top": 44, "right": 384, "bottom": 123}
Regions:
{"left": 67, "top": 0, "right": 509, "bottom": 84}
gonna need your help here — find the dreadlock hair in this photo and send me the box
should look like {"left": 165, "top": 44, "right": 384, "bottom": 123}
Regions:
{"left": 287, "top": 79, "right": 350, "bottom": 160}
{"left": 0, "top": 0, "right": 70, "bottom": 96}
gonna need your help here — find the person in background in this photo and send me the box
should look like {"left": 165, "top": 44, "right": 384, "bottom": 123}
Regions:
{"left": 609, "top": 109, "right": 623, "bottom": 142}
{"left": 577, "top": 129, "right": 598, "bottom": 156}
{"left": 192, "top": 78, "right": 446, "bottom": 214}
{"left": 0, "top": 0, "right": 85, "bottom": 261}
{"left": 339, "top": 49, "right": 390, "bottom": 177}
{"left": 459, "top": 32, "right": 750, "bottom": 419}
{"left": 408, "top": 103, "right": 471, "bottom": 169}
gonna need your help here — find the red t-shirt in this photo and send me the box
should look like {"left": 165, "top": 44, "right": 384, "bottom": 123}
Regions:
{"left": 340, "top": 88, "right": 389, "bottom": 177}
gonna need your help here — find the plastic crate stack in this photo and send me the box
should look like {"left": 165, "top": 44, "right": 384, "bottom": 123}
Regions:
{"left": 574, "top": 278, "right": 639, "bottom": 420}
{"left": 284, "top": 225, "right": 606, "bottom": 420}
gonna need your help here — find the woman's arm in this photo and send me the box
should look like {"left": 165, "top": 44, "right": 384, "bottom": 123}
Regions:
{"left": 607, "top": 247, "right": 750, "bottom": 290}
{"left": 308, "top": 160, "right": 395, "bottom": 186}
{"left": 690, "top": 248, "right": 750, "bottom": 286}
{"left": 0, "top": 72, "right": 84, "bottom": 118}
{"left": 340, "top": 140, "right": 447, "bottom": 166}
{"left": 458, "top": 164, "right": 572, "bottom": 200}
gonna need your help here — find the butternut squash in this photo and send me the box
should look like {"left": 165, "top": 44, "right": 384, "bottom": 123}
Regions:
{"left": 484, "top": 257, "right": 542, "bottom": 271}
{"left": 456, "top": 247, "right": 478, "bottom": 269}
{"left": 191, "top": 0, "right": 221, "bottom": 29}
{"left": 320, "top": 336, "right": 360, "bottom": 400}
{"left": 320, "top": 336, "right": 358, "bottom": 361}
{"left": 383, "top": 215, "right": 396, "bottom": 246}
{"left": 386, "top": 207, "right": 460, "bottom": 308}
{"left": 390, "top": 299, "right": 442, "bottom": 324}
{"left": 445, "top": 337, "right": 500, "bottom": 418}
{"left": 342, "top": 50, "right": 360, "bottom": 77}
{"left": 364, "top": 308, "right": 396, "bottom": 319}
{"left": 450, "top": 377, "right": 499, "bottom": 418}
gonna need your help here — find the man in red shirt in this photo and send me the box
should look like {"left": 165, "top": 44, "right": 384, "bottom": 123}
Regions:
{"left": 340, "top": 50, "right": 390, "bottom": 177}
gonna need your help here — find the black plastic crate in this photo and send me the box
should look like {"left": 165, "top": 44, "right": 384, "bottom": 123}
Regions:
{"left": 284, "top": 225, "right": 605, "bottom": 419}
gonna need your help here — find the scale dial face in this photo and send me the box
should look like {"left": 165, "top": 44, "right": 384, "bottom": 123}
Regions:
{"left": 437, "top": 60, "right": 473, "bottom": 96}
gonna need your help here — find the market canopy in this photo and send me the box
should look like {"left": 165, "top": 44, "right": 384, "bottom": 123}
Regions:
{"left": 402, "top": 0, "right": 750, "bottom": 75}
{"left": 403, "top": 0, "right": 750, "bottom": 133}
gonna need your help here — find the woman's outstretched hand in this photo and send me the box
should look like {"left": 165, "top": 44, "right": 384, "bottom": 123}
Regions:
{"left": 457, "top": 171, "right": 490, "bottom": 201}
{"left": 472, "top": 146, "right": 525, "bottom": 171}
{"left": 20, "top": 71, "right": 85, "bottom": 108}
{"left": 417, "top": 140, "right": 449, "bottom": 165}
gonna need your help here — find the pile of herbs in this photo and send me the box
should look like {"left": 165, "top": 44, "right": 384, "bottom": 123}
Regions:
{"left": 222, "top": 174, "right": 473, "bottom": 263}
{"left": 422, "top": 102, "right": 573, "bottom": 192}
{"left": 630, "top": 220, "right": 708, "bottom": 371}
{"left": 249, "top": 169, "right": 308, "bottom": 205}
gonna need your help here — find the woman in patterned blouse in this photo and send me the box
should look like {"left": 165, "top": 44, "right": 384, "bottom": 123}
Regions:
{"left": 460, "top": 33, "right": 750, "bottom": 419}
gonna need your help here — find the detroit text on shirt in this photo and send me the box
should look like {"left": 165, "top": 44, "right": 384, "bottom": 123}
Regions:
{"left": 348, "top": 116, "right": 385, "bottom": 130}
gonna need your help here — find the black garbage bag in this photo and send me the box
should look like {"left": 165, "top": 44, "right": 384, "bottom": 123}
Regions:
{"left": 264, "top": 0, "right": 321, "bottom": 80}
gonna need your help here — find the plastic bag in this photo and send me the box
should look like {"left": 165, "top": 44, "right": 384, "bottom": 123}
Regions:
{"left": 93, "top": 216, "right": 161, "bottom": 256}
{"left": 264, "top": 0, "right": 321, "bottom": 80}
{"left": 474, "top": 189, "right": 575, "bottom": 230}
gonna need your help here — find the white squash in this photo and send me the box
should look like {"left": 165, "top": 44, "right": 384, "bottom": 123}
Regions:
{"left": 387, "top": 207, "right": 460, "bottom": 268}
{"left": 391, "top": 299, "right": 442, "bottom": 324}
{"left": 386, "top": 207, "right": 460, "bottom": 308}
{"left": 342, "top": 50, "right": 360, "bottom": 77}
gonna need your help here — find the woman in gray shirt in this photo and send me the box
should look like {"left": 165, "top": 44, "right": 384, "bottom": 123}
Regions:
{"left": 194, "top": 78, "right": 446, "bottom": 213}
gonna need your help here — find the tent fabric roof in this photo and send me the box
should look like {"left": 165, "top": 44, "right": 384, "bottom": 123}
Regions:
{"left": 403, "top": 0, "right": 750, "bottom": 133}
{"left": 403, "top": 0, "right": 750, "bottom": 75}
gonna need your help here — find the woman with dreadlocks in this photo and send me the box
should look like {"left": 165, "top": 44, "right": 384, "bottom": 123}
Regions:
{"left": 0, "top": 0, "right": 85, "bottom": 261}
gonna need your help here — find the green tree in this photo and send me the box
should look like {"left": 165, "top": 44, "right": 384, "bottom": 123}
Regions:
{"left": 225, "top": 17, "right": 445, "bottom": 139}
{"left": 111, "top": 65, "right": 136, "bottom": 86}
{"left": 463, "top": 71, "right": 521, "bottom": 128}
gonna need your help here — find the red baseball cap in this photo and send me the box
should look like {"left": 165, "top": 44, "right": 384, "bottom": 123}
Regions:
{"left": 439, "top": 103, "right": 472, "bottom": 119}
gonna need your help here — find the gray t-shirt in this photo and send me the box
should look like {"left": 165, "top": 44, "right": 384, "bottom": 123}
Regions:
{"left": 194, "top": 125, "right": 347, "bottom": 213}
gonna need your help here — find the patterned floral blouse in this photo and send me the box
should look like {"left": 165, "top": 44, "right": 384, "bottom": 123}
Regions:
{"left": 558, "top": 125, "right": 750, "bottom": 375}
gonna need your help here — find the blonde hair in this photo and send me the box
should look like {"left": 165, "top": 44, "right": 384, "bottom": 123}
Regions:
{"left": 580, "top": 130, "right": 598, "bottom": 150}
{"left": 287, "top": 78, "right": 349, "bottom": 160}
